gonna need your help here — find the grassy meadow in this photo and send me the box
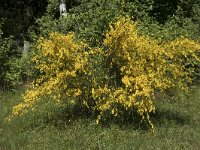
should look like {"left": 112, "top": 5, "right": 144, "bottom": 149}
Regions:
{"left": 1, "top": 1, "right": 200, "bottom": 150}
{"left": 0, "top": 85, "right": 200, "bottom": 150}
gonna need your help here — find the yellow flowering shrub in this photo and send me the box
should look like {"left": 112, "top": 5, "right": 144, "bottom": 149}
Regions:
{"left": 8, "top": 32, "right": 89, "bottom": 119}
{"left": 8, "top": 16, "right": 200, "bottom": 128}
{"left": 91, "top": 16, "right": 200, "bottom": 128}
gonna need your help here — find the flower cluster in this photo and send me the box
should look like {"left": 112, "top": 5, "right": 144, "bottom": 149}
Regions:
{"left": 92, "top": 16, "right": 200, "bottom": 128}
{"left": 8, "top": 32, "right": 89, "bottom": 119}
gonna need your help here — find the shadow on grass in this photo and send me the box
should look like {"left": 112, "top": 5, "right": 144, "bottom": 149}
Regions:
{"left": 15, "top": 101, "right": 192, "bottom": 132}
{"left": 151, "top": 108, "right": 191, "bottom": 127}
{"left": 36, "top": 104, "right": 191, "bottom": 131}
{"left": 34, "top": 104, "right": 190, "bottom": 131}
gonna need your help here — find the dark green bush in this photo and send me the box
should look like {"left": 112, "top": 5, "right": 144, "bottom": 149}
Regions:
{"left": 0, "top": 33, "right": 22, "bottom": 90}
{"left": 0, "top": 24, "right": 33, "bottom": 90}
{"left": 36, "top": 0, "right": 121, "bottom": 46}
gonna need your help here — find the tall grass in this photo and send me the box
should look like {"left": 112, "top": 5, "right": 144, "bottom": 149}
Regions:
{"left": 0, "top": 86, "right": 200, "bottom": 149}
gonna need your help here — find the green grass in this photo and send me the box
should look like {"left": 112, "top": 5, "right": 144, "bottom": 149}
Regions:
{"left": 0, "top": 86, "right": 200, "bottom": 150}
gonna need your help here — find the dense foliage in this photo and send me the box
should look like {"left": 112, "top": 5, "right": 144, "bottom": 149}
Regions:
{"left": 0, "top": 25, "right": 22, "bottom": 90}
